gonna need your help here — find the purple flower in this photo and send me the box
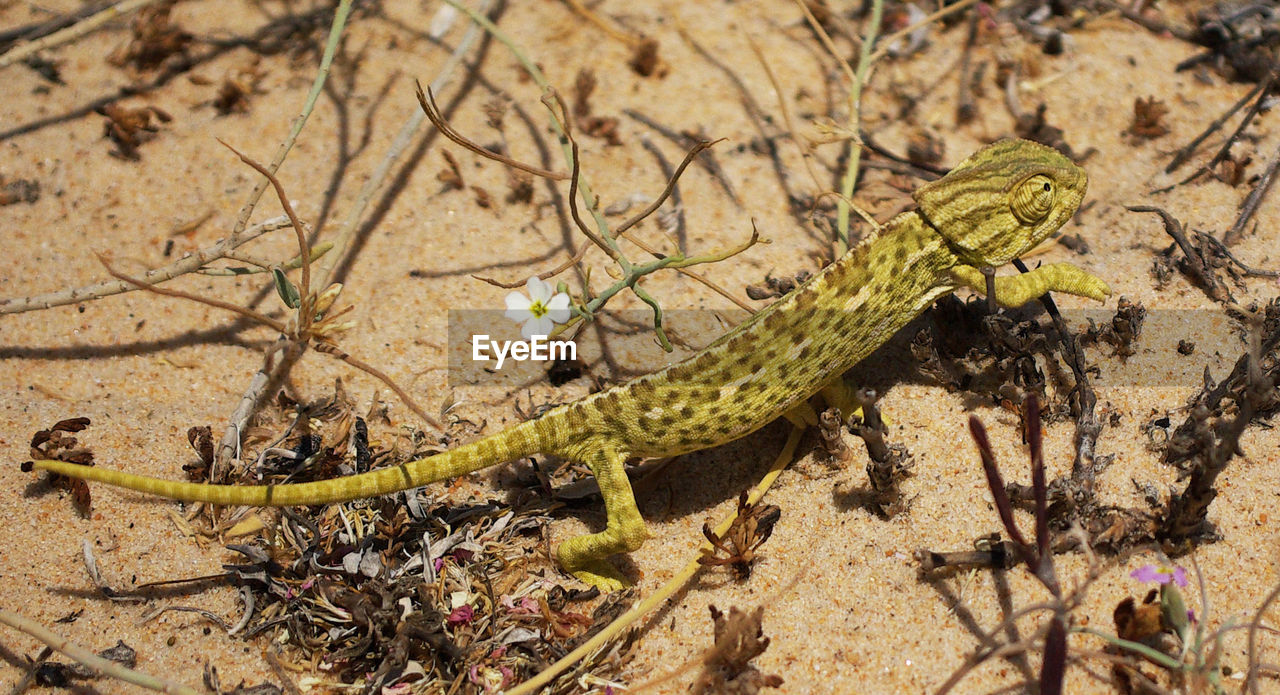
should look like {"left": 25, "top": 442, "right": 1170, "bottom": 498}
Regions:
{"left": 447, "top": 605, "right": 475, "bottom": 626}
{"left": 1130, "top": 564, "right": 1189, "bottom": 588}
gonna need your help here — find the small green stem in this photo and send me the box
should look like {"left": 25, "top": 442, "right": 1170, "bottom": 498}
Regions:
{"left": 1076, "top": 627, "right": 1185, "bottom": 670}
{"left": 836, "top": 0, "right": 884, "bottom": 256}
{"left": 631, "top": 283, "right": 672, "bottom": 351}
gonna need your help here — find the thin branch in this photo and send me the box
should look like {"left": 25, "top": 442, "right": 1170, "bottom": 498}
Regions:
{"left": 227, "top": 0, "right": 355, "bottom": 265}
{"left": 612, "top": 139, "right": 719, "bottom": 238}
{"left": 0, "top": 608, "right": 201, "bottom": 695}
{"left": 835, "top": 0, "right": 884, "bottom": 255}
{"left": 866, "top": 0, "right": 981, "bottom": 64}
{"left": 0, "top": 0, "right": 165, "bottom": 69}
{"left": 1196, "top": 232, "right": 1280, "bottom": 277}
{"left": 217, "top": 140, "right": 313, "bottom": 313}
{"left": 214, "top": 338, "right": 304, "bottom": 478}
{"left": 1165, "top": 79, "right": 1269, "bottom": 173}
{"left": 97, "top": 254, "right": 287, "bottom": 332}
{"left": 316, "top": 0, "right": 489, "bottom": 289}
{"left": 1126, "top": 205, "right": 1230, "bottom": 302}
{"left": 565, "top": 136, "right": 622, "bottom": 262}
{"left": 314, "top": 343, "right": 440, "bottom": 430}
{"left": 415, "top": 82, "right": 567, "bottom": 180}
{"left": 201, "top": 242, "right": 334, "bottom": 276}
{"left": 1225, "top": 140, "right": 1280, "bottom": 245}
{"left": 618, "top": 231, "right": 756, "bottom": 312}
{"left": 0, "top": 217, "right": 289, "bottom": 315}
{"left": 1179, "top": 71, "right": 1277, "bottom": 185}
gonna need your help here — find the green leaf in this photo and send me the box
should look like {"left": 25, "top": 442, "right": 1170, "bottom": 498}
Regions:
{"left": 1161, "top": 583, "right": 1190, "bottom": 643}
{"left": 272, "top": 267, "right": 301, "bottom": 309}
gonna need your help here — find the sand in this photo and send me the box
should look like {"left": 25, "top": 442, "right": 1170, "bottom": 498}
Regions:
{"left": 1, "top": 1, "right": 1278, "bottom": 693}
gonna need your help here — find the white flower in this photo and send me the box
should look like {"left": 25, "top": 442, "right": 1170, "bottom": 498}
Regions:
{"left": 504, "top": 276, "right": 571, "bottom": 339}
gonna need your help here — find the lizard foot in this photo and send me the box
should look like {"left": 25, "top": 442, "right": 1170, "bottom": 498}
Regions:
{"left": 568, "top": 558, "right": 631, "bottom": 592}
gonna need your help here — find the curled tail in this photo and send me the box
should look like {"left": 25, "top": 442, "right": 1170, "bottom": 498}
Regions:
{"left": 26, "top": 417, "right": 549, "bottom": 507}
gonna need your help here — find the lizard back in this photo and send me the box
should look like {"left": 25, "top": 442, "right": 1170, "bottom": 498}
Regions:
{"left": 545, "top": 211, "right": 960, "bottom": 459}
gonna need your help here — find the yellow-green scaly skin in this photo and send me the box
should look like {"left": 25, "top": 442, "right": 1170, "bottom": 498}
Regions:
{"left": 30, "top": 139, "right": 1111, "bottom": 590}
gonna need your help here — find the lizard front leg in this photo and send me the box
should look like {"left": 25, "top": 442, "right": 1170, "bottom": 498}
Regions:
{"left": 557, "top": 446, "right": 649, "bottom": 591}
{"left": 950, "top": 262, "right": 1111, "bottom": 307}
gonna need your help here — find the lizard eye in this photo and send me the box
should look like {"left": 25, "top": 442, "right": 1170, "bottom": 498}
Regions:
{"left": 1010, "top": 174, "right": 1055, "bottom": 224}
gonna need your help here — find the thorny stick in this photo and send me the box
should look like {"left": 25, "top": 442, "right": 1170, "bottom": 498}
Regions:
{"left": 0, "top": 608, "right": 201, "bottom": 695}
{"left": 1197, "top": 233, "right": 1280, "bottom": 277}
{"left": 1161, "top": 311, "right": 1271, "bottom": 540}
{"left": 0, "top": 217, "right": 290, "bottom": 315}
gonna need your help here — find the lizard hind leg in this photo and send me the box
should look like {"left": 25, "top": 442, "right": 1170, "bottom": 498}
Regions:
{"left": 556, "top": 446, "right": 650, "bottom": 591}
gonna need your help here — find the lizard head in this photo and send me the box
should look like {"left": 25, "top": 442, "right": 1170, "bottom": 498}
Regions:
{"left": 911, "top": 138, "right": 1087, "bottom": 267}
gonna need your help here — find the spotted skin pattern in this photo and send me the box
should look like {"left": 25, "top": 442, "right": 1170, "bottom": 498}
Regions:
{"left": 30, "top": 139, "right": 1111, "bottom": 590}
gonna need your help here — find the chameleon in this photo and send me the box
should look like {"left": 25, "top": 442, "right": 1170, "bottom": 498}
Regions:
{"left": 26, "top": 138, "right": 1110, "bottom": 590}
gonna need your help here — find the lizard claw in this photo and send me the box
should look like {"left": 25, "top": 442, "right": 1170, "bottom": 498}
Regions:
{"left": 1079, "top": 274, "right": 1113, "bottom": 303}
{"left": 568, "top": 559, "right": 631, "bottom": 592}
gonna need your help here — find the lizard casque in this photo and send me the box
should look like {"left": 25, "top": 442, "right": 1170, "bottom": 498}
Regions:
{"left": 28, "top": 139, "right": 1110, "bottom": 590}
